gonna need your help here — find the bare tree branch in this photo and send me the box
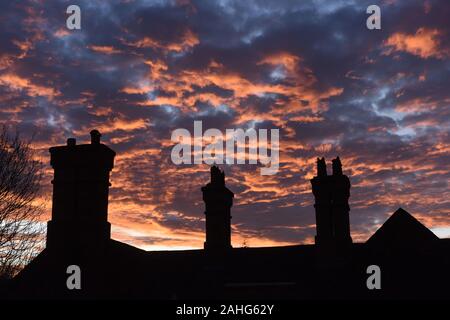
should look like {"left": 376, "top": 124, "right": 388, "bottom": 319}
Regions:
{"left": 0, "top": 126, "right": 44, "bottom": 279}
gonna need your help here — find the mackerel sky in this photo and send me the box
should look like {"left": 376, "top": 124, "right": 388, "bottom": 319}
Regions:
{"left": 1, "top": 0, "right": 449, "bottom": 250}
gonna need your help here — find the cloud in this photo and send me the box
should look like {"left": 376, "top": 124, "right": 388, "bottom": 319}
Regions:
{"left": 0, "top": 73, "right": 60, "bottom": 99}
{"left": 122, "top": 29, "right": 199, "bottom": 53}
{"left": 88, "top": 45, "right": 123, "bottom": 55}
{"left": 384, "top": 28, "right": 449, "bottom": 59}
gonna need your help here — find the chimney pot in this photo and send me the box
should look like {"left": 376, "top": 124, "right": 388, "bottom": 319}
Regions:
{"left": 67, "top": 138, "right": 76, "bottom": 147}
{"left": 90, "top": 130, "right": 102, "bottom": 145}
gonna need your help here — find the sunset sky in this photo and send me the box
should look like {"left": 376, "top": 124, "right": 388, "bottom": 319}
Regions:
{"left": 0, "top": 0, "right": 449, "bottom": 250}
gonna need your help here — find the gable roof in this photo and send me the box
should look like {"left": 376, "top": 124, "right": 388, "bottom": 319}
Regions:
{"left": 366, "top": 208, "right": 439, "bottom": 249}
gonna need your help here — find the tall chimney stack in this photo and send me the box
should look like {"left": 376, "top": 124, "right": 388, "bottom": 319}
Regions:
{"left": 46, "top": 130, "right": 115, "bottom": 250}
{"left": 311, "top": 157, "right": 352, "bottom": 247}
{"left": 202, "top": 166, "right": 234, "bottom": 252}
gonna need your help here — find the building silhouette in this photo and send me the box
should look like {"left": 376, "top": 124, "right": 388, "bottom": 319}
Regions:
{"left": 8, "top": 131, "right": 450, "bottom": 299}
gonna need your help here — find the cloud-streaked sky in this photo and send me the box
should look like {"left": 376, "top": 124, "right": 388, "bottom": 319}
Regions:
{"left": 1, "top": 0, "right": 449, "bottom": 250}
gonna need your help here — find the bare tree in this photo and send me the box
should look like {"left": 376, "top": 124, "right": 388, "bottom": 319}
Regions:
{"left": 0, "top": 126, "right": 44, "bottom": 279}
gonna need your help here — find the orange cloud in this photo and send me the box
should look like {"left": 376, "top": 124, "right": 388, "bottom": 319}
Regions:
{"left": 395, "top": 96, "right": 449, "bottom": 113}
{"left": 290, "top": 115, "right": 324, "bottom": 123}
{"left": 257, "top": 52, "right": 301, "bottom": 73}
{"left": 384, "top": 28, "right": 449, "bottom": 59}
{"left": 74, "top": 118, "right": 150, "bottom": 135}
{"left": 120, "top": 50, "right": 343, "bottom": 125}
{"left": 0, "top": 73, "right": 59, "bottom": 99}
{"left": 53, "top": 28, "right": 70, "bottom": 38}
{"left": 123, "top": 29, "right": 199, "bottom": 53}
{"left": 88, "top": 45, "right": 122, "bottom": 55}
{"left": 121, "top": 84, "right": 154, "bottom": 95}
{"left": 0, "top": 55, "right": 14, "bottom": 70}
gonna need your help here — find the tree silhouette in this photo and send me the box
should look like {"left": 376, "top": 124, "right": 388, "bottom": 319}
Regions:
{"left": 0, "top": 127, "right": 44, "bottom": 279}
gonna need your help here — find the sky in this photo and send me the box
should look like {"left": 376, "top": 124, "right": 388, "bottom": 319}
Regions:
{"left": 0, "top": 0, "right": 449, "bottom": 250}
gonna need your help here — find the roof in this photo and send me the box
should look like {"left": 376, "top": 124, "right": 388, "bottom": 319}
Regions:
{"left": 366, "top": 208, "right": 439, "bottom": 250}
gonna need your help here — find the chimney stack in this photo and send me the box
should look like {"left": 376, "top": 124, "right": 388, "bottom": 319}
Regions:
{"left": 311, "top": 157, "right": 352, "bottom": 247}
{"left": 90, "top": 129, "right": 102, "bottom": 145}
{"left": 46, "top": 130, "right": 115, "bottom": 250}
{"left": 202, "top": 166, "right": 234, "bottom": 252}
